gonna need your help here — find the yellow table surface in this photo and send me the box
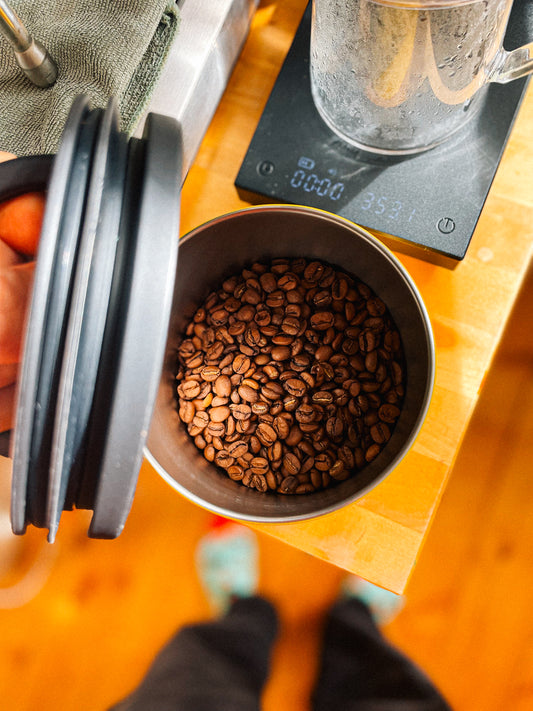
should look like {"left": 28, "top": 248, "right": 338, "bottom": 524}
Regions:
{"left": 164, "top": 1, "right": 533, "bottom": 594}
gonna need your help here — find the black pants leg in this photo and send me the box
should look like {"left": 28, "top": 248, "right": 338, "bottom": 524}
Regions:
{"left": 109, "top": 596, "right": 278, "bottom": 711}
{"left": 312, "top": 598, "right": 453, "bottom": 711}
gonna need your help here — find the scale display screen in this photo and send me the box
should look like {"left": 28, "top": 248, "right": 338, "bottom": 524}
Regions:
{"left": 235, "top": 2, "right": 531, "bottom": 266}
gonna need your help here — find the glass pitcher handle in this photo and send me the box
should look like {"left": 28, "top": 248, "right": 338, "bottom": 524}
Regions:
{"left": 489, "top": 42, "right": 533, "bottom": 83}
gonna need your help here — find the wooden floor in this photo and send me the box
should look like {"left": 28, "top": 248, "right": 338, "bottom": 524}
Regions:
{"left": 0, "top": 263, "right": 532, "bottom": 710}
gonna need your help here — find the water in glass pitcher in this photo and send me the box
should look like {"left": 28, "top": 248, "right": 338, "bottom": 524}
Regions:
{"left": 310, "top": 0, "right": 514, "bottom": 154}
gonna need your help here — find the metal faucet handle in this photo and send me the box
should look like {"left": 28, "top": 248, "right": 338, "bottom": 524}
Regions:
{"left": 0, "top": 0, "right": 58, "bottom": 88}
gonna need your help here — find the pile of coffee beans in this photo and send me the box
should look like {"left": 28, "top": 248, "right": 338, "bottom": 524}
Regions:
{"left": 175, "top": 258, "right": 405, "bottom": 495}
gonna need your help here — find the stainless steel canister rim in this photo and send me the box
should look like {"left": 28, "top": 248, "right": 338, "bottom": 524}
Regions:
{"left": 146, "top": 203, "right": 435, "bottom": 523}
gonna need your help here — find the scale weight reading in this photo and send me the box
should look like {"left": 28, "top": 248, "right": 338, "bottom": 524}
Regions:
{"left": 236, "top": 2, "right": 531, "bottom": 267}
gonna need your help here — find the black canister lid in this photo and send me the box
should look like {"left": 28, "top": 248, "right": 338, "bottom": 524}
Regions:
{"left": 7, "top": 95, "right": 183, "bottom": 540}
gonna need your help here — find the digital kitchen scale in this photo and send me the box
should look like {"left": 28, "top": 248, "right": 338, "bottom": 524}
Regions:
{"left": 236, "top": 1, "right": 532, "bottom": 267}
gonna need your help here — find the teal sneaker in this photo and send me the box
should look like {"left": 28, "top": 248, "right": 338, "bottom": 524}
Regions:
{"left": 195, "top": 520, "right": 259, "bottom": 614}
{"left": 342, "top": 575, "right": 405, "bottom": 626}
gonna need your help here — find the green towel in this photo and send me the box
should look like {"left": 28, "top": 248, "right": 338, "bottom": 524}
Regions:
{"left": 0, "top": 0, "right": 180, "bottom": 156}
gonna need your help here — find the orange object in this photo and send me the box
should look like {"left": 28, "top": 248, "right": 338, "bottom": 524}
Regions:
{"left": 0, "top": 191, "right": 45, "bottom": 257}
{"left": 0, "top": 260, "right": 35, "bottom": 365}
{"left": 0, "top": 237, "right": 22, "bottom": 269}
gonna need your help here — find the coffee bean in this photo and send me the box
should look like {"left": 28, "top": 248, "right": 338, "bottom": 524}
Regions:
{"left": 256, "top": 423, "right": 277, "bottom": 447}
{"left": 378, "top": 403, "right": 401, "bottom": 423}
{"left": 367, "top": 297, "right": 386, "bottom": 316}
{"left": 242, "top": 471, "right": 254, "bottom": 487}
{"left": 226, "top": 415, "right": 236, "bottom": 436}
{"left": 236, "top": 419, "right": 253, "bottom": 434}
{"left": 210, "top": 308, "right": 229, "bottom": 326}
{"left": 314, "top": 345, "right": 333, "bottom": 362}
{"left": 338, "top": 445, "right": 355, "bottom": 469}
{"left": 331, "top": 277, "right": 349, "bottom": 300}
{"left": 266, "top": 471, "right": 278, "bottom": 490}
{"left": 304, "top": 261, "right": 325, "bottom": 282}
{"left": 251, "top": 457, "right": 269, "bottom": 475}
{"left": 310, "top": 469, "right": 323, "bottom": 489}
{"left": 230, "top": 403, "right": 252, "bottom": 421}
{"left": 178, "top": 380, "right": 201, "bottom": 400}
{"left": 205, "top": 341, "right": 224, "bottom": 363}
{"left": 227, "top": 440, "right": 249, "bottom": 458}
{"left": 326, "top": 416, "right": 343, "bottom": 439}
{"left": 285, "top": 426, "right": 303, "bottom": 447}
{"left": 260, "top": 271, "right": 277, "bottom": 293}
{"left": 273, "top": 415, "right": 291, "bottom": 439}
{"left": 301, "top": 371, "right": 315, "bottom": 389}
{"left": 282, "top": 452, "right": 301, "bottom": 476}
{"left": 298, "top": 439, "right": 315, "bottom": 458}
{"left": 286, "top": 289, "right": 304, "bottom": 305}
{"left": 233, "top": 353, "right": 251, "bottom": 374}
{"left": 310, "top": 311, "right": 334, "bottom": 330}
{"left": 279, "top": 476, "right": 298, "bottom": 494}
{"left": 238, "top": 383, "right": 259, "bottom": 403}
{"left": 315, "top": 452, "right": 333, "bottom": 471}
{"left": 286, "top": 302, "right": 302, "bottom": 317}
{"left": 228, "top": 465, "right": 244, "bottom": 481}
{"left": 312, "top": 390, "right": 333, "bottom": 405}
{"left": 268, "top": 440, "right": 283, "bottom": 462}
{"left": 245, "top": 325, "right": 262, "bottom": 347}
{"left": 179, "top": 400, "right": 195, "bottom": 424}
{"left": 391, "top": 361, "right": 403, "bottom": 386}
{"left": 242, "top": 287, "right": 261, "bottom": 305}
{"left": 364, "top": 411, "right": 379, "bottom": 427}
{"left": 359, "top": 329, "right": 376, "bottom": 353}
{"left": 263, "top": 364, "right": 279, "bottom": 379}
{"left": 201, "top": 365, "right": 221, "bottom": 382}
{"left": 253, "top": 474, "right": 268, "bottom": 492}
{"left": 210, "top": 406, "right": 231, "bottom": 423}
{"left": 207, "top": 421, "right": 226, "bottom": 438}
{"left": 354, "top": 447, "right": 365, "bottom": 468}
{"left": 291, "top": 353, "right": 310, "bottom": 370}
{"left": 296, "top": 483, "right": 315, "bottom": 494}
{"left": 281, "top": 316, "right": 300, "bottom": 335}
{"left": 178, "top": 339, "right": 196, "bottom": 359}
{"left": 214, "top": 374, "right": 231, "bottom": 398}
{"left": 365, "top": 443, "right": 381, "bottom": 462}
{"left": 295, "top": 404, "right": 315, "bottom": 424}
{"left": 252, "top": 401, "right": 269, "bottom": 415}
{"left": 239, "top": 344, "right": 256, "bottom": 357}
{"left": 261, "top": 381, "right": 284, "bottom": 401}
{"left": 312, "top": 289, "right": 332, "bottom": 308}
{"left": 254, "top": 307, "right": 271, "bottom": 327}
{"left": 330, "top": 460, "right": 349, "bottom": 480}
{"left": 284, "top": 378, "right": 307, "bottom": 397}
{"left": 274, "top": 336, "right": 295, "bottom": 351}
{"left": 191, "top": 411, "right": 209, "bottom": 430}
{"left": 271, "top": 345, "right": 291, "bottom": 361}
{"left": 370, "top": 422, "right": 391, "bottom": 444}
{"left": 229, "top": 321, "right": 246, "bottom": 337}
{"left": 266, "top": 290, "right": 285, "bottom": 308}
{"left": 214, "top": 450, "right": 234, "bottom": 468}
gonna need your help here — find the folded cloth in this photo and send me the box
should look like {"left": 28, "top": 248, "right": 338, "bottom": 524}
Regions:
{"left": 0, "top": 0, "right": 180, "bottom": 155}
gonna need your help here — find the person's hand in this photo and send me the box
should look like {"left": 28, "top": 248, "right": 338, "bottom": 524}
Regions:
{"left": 0, "top": 151, "right": 45, "bottom": 433}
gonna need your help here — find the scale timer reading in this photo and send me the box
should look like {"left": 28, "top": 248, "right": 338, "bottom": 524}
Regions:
{"left": 235, "top": 2, "right": 530, "bottom": 267}
{"left": 289, "top": 155, "right": 418, "bottom": 224}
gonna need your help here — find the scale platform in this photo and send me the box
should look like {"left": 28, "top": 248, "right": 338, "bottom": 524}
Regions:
{"left": 236, "top": 1, "right": 531, "bottom": 268}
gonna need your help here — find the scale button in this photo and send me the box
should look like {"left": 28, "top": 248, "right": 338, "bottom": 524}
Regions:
{"left": 258, "top": 160, "right": 275, "bottom": 176}
{"left": 437, "top": 217, "right": 456, "bottom": 234}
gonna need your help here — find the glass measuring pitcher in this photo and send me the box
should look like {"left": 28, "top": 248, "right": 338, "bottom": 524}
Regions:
{"left": 310, "top": 0, "right": 533, "bottom": 154}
